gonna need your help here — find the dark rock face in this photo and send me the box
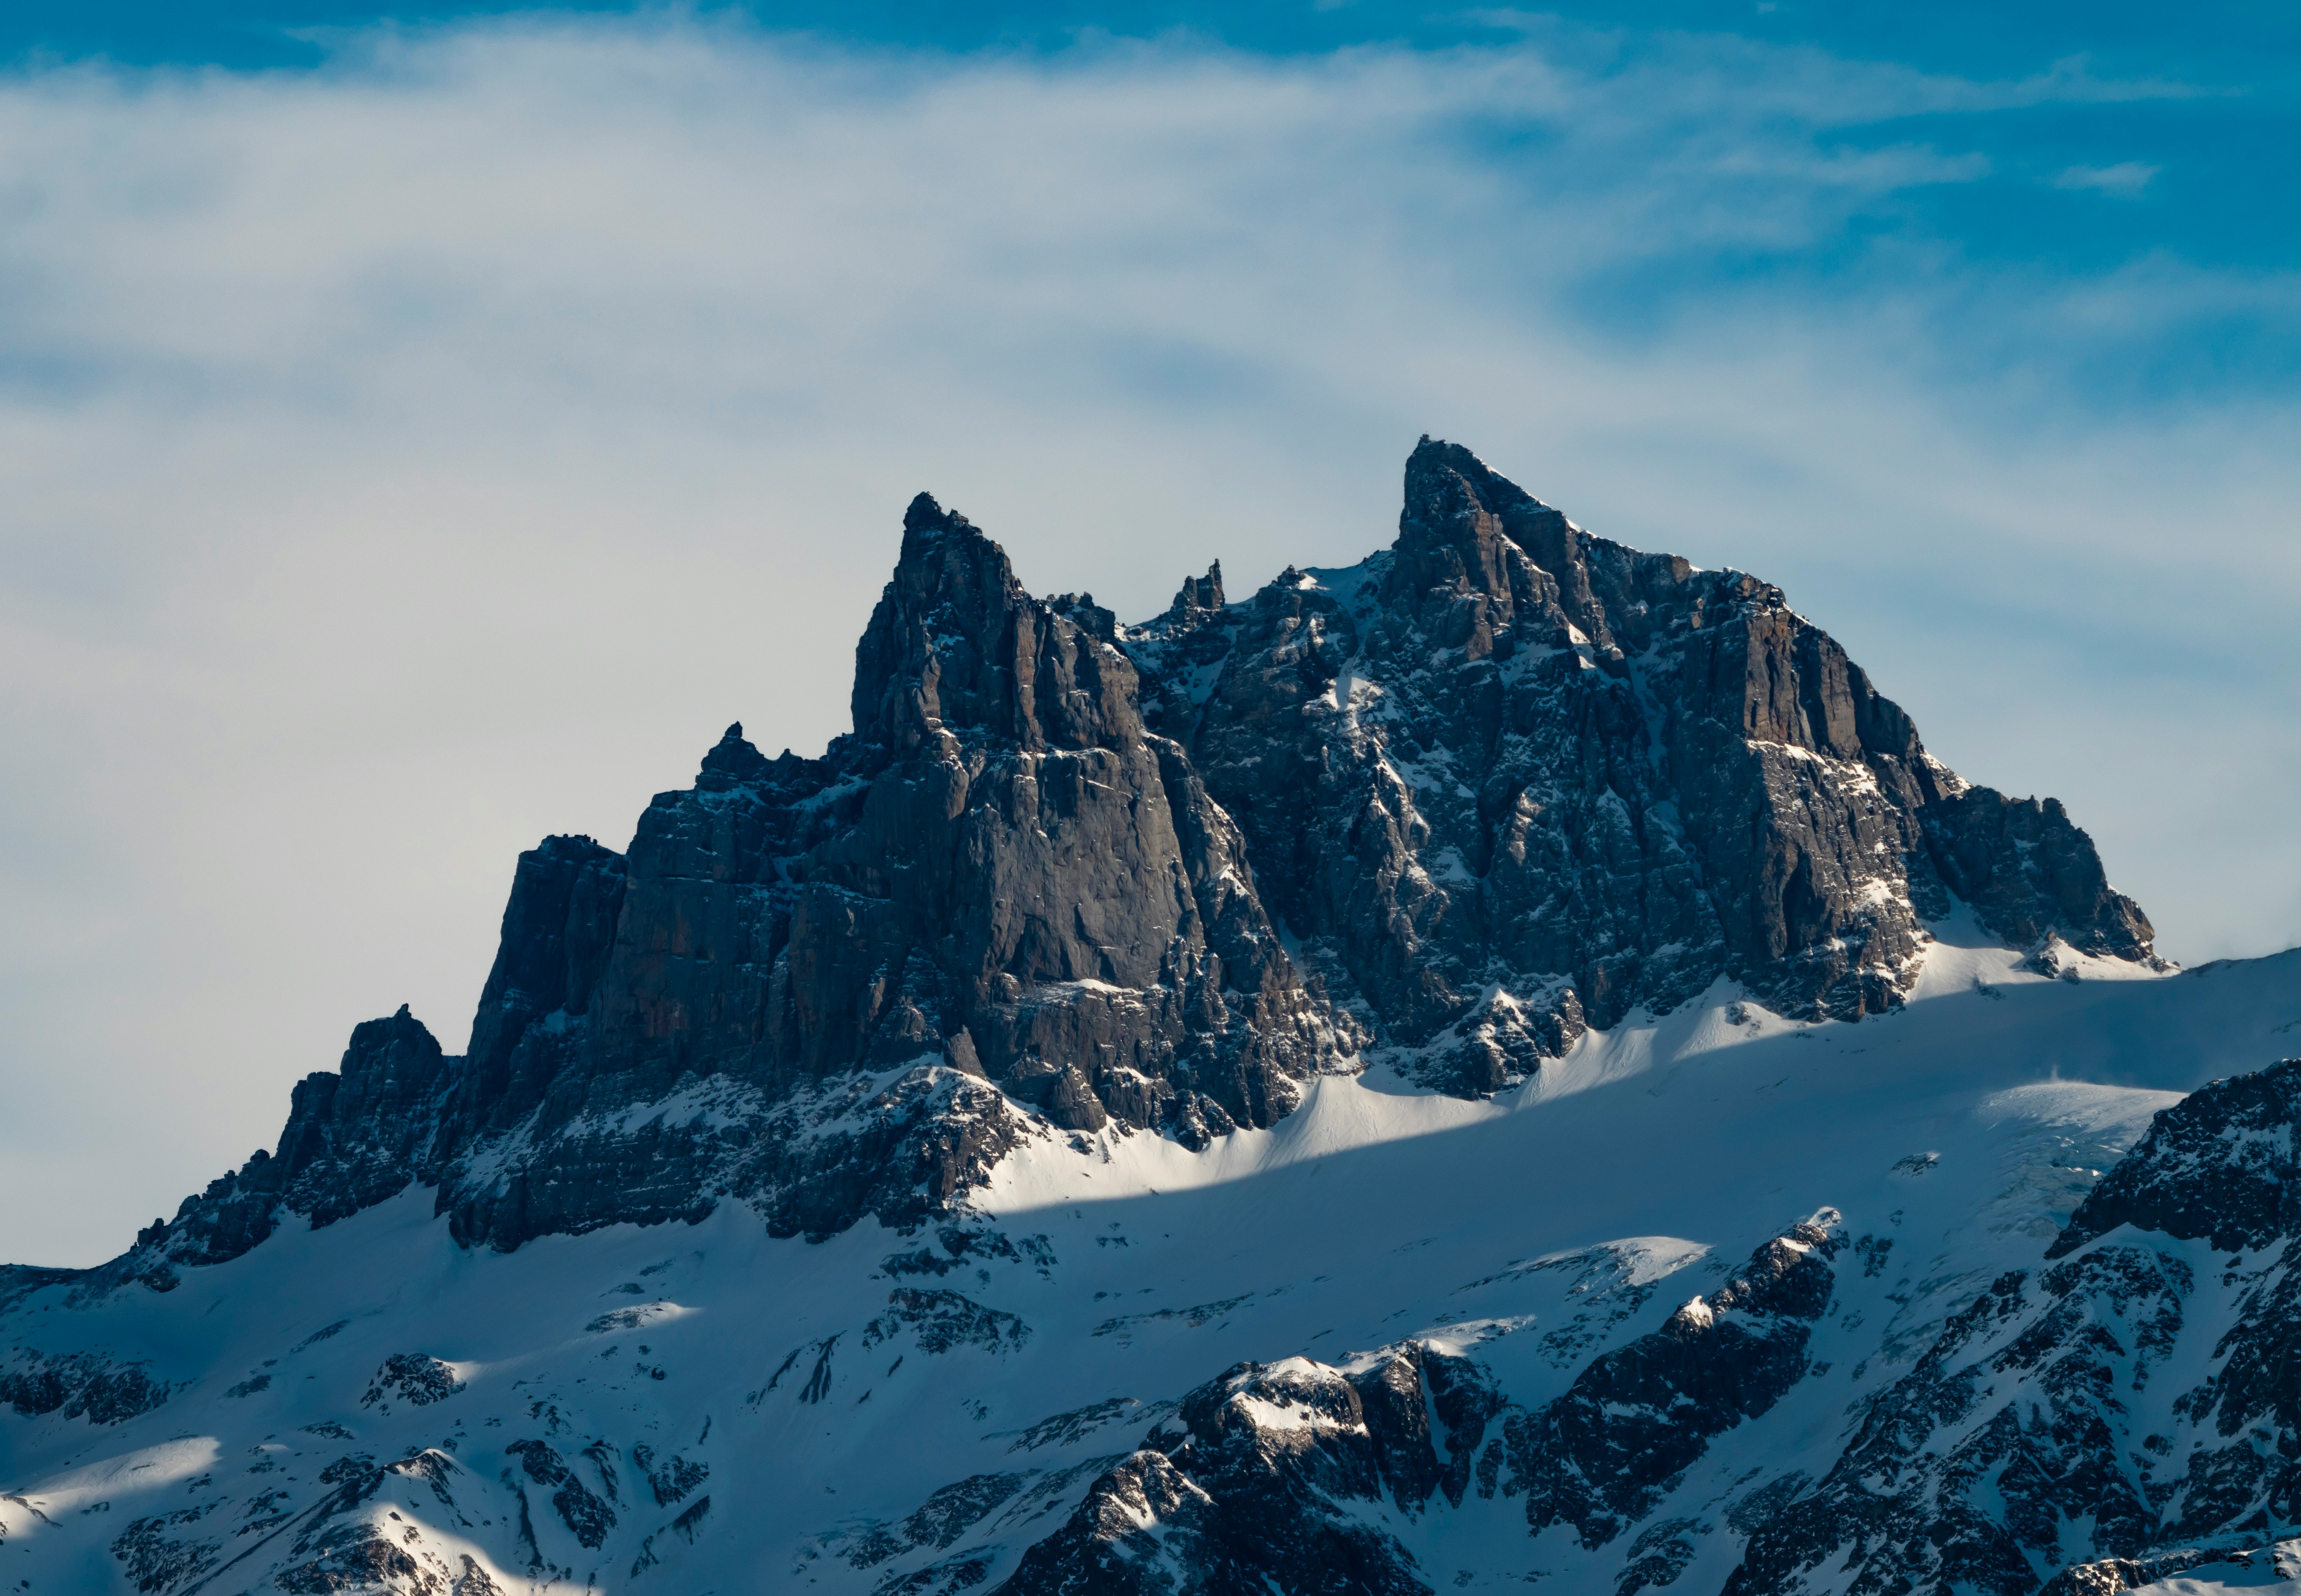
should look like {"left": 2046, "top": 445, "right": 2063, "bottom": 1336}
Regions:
{"left": 992, "top": 1341, "right": 1492, "bottom": 1594}
{"left": 1923, "top": 789, "right": 2157, "bottom": 965}
{"left": 633, "top": 1444, "right": 708, "bottom": 1507}
{"left": 1127, "top": 440, "right": 2155, "bottom": 1084}
{"left": 863, "top": 1288, "right": 1033, "bottom": 1357}
{"left": 361, "top": 1352, "right": 465, "bottom": 1410}
{"left": 999, "top": 1357, "right": 1443, "bottom": 1595}
{"left": 507, "top": 1439, "right": 617, "bottom": 1549}
{"left": 272, "top": 1530, "right": 426, "bottom": 1595}
{"left": 2051, "top": 1058, "right": 2301, "bottom": 1257}
{"left": 450, "top": 832, "right": 627, "bottom": 1158}
{"left": 817, "top": 494, "right": 1343, "bottom": 1136}
{"left": 1507, "top": 1213, "right": 1842, "bottom": 1549}
{"left": 0, "top": 1349, "right": 170, "bottom": 1425}
{"left": 116, "top": 438, "right": 2155, "bottom": 1278}
{"left": 426, "top": 495, "right": 1353, "bottom": 1250}
{"left": 110, "top": 1505, "right": 220, "bottom": 1593}
{"left": 119, "top": 1003, "right": 448, "bottom": 1279}
{"left": 985, "top": 1343, "right": 1491, "bottom": 1591}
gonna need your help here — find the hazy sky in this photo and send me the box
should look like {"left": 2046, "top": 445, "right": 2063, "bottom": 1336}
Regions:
{"left": 3, "top": 3, "right": 2297, "bottom": 1267}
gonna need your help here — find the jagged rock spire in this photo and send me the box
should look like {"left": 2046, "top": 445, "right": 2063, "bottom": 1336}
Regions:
{"left": 1171, "top": 561, "right": 1224, "bottom": 616}
{"left": 848, "top": 491, "right": 1140, "bottom": 756}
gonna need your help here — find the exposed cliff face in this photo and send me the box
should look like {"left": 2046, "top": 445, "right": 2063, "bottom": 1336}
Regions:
{"left": 816, "top": 494, "right": 1340, "bottom": 1140}
{"left": 133, "top": 1006, "right": 449, "bottom": 1271}
{"left": 1129, "top": 439, "right": 2155, "bottom": 1089}
{"left": 120, "top": 439, "right": 2154, "bottom": 1278}
{"left": 134, "top": 488, "right": 1359, "bottom": 1270}
{"left": 1001, "top": 1352, "right": 1468, "bottom": 1595}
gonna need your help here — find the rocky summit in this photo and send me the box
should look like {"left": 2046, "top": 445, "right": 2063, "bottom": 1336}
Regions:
{"left": 4, "top": 440, "right": 2294, "bottom": 1596}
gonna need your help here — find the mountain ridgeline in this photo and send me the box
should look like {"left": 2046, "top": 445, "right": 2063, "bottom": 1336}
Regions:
{"left": 129, "top": 438, "right": 2156, "bottom": 1276}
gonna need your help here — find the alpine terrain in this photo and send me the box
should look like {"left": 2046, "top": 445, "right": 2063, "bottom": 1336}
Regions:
{"left": 6, "top": 439, "right": 2300, "bottom": 1596}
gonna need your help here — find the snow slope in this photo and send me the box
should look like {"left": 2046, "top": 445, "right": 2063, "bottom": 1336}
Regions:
{"left": 4, "top": 927, "right": 2298, "bottom": 1595}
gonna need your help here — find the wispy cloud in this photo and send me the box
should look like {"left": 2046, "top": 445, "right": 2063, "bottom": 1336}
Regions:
{"left": 2054, "top": 160, "right": 2161, "bottom": 196}
{"left": 0, "top": 16, "right": 2295, "bottom": 1263}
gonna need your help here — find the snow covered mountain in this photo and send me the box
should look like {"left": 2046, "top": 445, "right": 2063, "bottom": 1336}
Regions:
{"left": 5, "top": 439, "right": 2297, "bottom": 1596}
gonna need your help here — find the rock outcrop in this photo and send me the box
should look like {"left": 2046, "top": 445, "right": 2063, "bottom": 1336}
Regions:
{"left": 999, "top": 1353, "right": 1469, "bottom": 1595}
{"left": 1008, "top": 1218, "right": 1843, "bottom": 1596}
{"left": 1507, "top": 1213, "right": 1844, "bottom": 1549}
{"left": 2050, "top": 1057, "right": 2301, "bottom": 1258}
{"left": 114, "top": 439, "right": 2156, "bottom": 1273}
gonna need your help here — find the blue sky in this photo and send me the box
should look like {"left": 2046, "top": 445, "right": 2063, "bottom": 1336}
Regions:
{"left": 0, "top": 2, "right": 2295, "bottom": 1263}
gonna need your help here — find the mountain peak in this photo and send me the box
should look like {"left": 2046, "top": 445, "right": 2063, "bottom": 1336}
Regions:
{"left": 1403, "top": 433, "right": 1550, "bottom": 520}
{"left": 901, "top": 489, "right": 960, "bottom": 532}
{"left": 851, "top": 494, "right": 1146, "bottom": 757}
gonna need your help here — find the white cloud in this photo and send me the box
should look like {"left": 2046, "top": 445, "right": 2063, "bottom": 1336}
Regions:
{"left": 2054, "top": 159, "right": 2161, "bottom": 195}
{"left": 0, "top": 17, "right": 2295, "bottom": 1264}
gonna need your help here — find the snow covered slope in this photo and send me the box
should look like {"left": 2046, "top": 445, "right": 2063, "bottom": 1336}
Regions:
{"left": 5, "top": 927, "right": 2299, "bottom": 1594}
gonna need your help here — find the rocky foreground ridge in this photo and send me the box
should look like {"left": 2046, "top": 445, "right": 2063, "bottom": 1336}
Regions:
{"left": 118, "top": 437, "right": 2156, "bottom": 1276}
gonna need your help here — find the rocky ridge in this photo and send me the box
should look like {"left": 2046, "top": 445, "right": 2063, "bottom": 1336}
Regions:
{"left": 109, "top": 439, "right": 2157, "bottom": 1284}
